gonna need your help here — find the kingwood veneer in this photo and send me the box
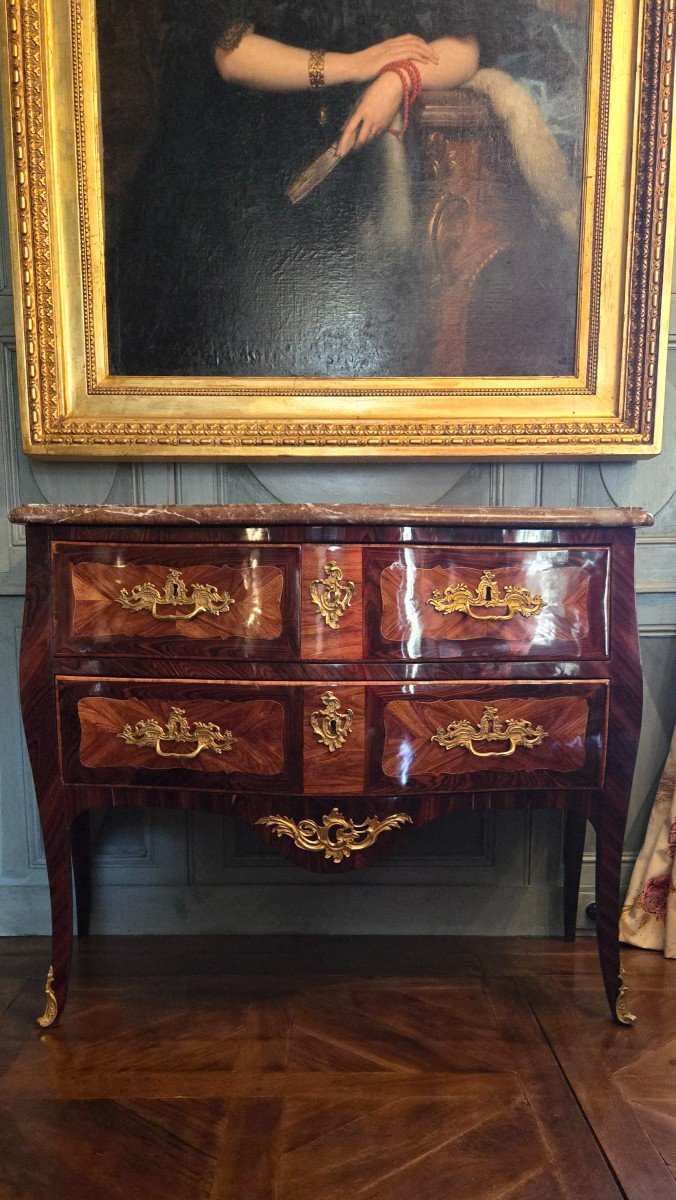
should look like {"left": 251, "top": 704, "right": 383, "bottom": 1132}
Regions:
{"left": 9, "top": 503, "right": 652, "bottom": 1028}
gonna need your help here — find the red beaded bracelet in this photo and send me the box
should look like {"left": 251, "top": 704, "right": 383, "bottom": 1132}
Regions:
{"left": 378, "top": 59, "right": 423, "bottom": 138}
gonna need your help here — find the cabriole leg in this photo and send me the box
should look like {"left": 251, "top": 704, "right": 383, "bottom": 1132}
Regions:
{"left": 38, "top": 808, "right": 73, "bottom": 1028}
{"left": 594, "top": 822, "right": 636, "bottom": 1026}
{"left": 71, "top": 810, "right": 92, "bottom": 939}
{"left": 563, "top": 810, "right": 586, "bottom": 942}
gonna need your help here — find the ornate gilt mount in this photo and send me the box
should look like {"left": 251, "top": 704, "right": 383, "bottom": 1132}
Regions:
{"left": 119, "top": 707, "right": 236, "bottom": 759}
{"left": 615, "top": 966, "right": 637, "bottom": 1026}
{"left": 256, "top": 807, "right": 412, "bottom": 863}
{"left": 426, "top": 570, "right": 544, "bottom": 621}
{"left": 432, "top": 705, "right": 548, "bottom": 759}
{"left": 37, "top": 965, "right": 58, "bottom": 1029}
{"left": 117, "top": 568, "right": 234, "bottom": 622}
{"left": 310, "top": 691, "right": 354, "bottom": 752}
{"left": 309, "top": 561, "right": 356, "bottom": 630}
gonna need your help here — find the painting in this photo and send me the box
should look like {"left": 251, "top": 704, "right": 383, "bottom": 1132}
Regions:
{"left": 98, "top": 0, "right": 587, "bottom": 380}
{"left": 0, "top": 0, "right": 673, "bottom": 457}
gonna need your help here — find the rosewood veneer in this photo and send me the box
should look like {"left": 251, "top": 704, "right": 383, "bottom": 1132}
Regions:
{"left": 9, "top": 503, "right": 652, "bottom": 1028}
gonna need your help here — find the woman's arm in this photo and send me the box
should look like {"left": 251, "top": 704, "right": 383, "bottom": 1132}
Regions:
{"left": 418, "top": 35, "right": 480, "bottom": 91}
{"left": 214, "top": 32, "right": 440, "bottom": 91}
{"left": 337, "top": 35, "right": 479, "bottom": 155}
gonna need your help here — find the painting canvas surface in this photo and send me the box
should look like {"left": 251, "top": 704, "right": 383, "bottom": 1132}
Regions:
{"left": 95, "top": 0, "right": 590, "bottom": 381}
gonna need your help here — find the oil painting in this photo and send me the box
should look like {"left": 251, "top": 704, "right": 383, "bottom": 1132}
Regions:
{"left": 0, "top": 0, "right": 673, "bottom": 455}
{"left": 99, "top": 0, "right": 587, "bottom": 379}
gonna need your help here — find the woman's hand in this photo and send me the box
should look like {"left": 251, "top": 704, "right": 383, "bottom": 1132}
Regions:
{"left": 337, "top": 73, "right": 405, "bottom": 157}
{"left": 349, "top": 35, "right": 439, "bottom": 84}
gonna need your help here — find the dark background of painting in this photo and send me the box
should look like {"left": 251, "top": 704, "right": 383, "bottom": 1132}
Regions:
{"left": 95, "top": 0, "right": 590, "bottom": 379}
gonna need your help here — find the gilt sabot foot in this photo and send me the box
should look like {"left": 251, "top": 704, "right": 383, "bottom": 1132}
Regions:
{"left": 36, "top": 965, "right": 59, "bottom": 1028}
{"left": 614, "top": 965, "right": 637, "bottom": 1026}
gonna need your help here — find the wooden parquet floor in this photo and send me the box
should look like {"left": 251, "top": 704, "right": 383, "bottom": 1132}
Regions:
{"left": 0, "top": 936, "right": 674, "bottom": 1200}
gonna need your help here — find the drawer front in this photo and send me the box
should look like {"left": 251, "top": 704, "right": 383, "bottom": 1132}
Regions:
{"left": 58, "top": 680, "right": 301, "bottom": 792}
{"left": 301, "top": 546, "right": 363, "bottom": 660}
{"left": 364, "top": 547, "right": 609, "bottom": 661}
{"left": 57, "top": 678, "right": 607, "bottom": 796}
{"left": 369, "top": 682, "right": 607, "bottom": 792}
{"left": 52, "top": 543, "right": 300, "bottom": 659}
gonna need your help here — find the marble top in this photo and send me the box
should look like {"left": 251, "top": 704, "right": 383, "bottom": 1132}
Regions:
{"left": 9, "top": 504, "right": 654, "bottom": 528}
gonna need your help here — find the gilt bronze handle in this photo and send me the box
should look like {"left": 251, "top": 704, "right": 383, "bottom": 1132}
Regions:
{"left": 426, "top": 570, "right": 543, "bottom": 621}
{"left": 118, "top": 706, "right": 236, "bottom": 759}
{"left": 431, "top": 705, "right": 548, "bottom": 758}
{"left": 117, "top": 568, "right": 234, "bottom": 622}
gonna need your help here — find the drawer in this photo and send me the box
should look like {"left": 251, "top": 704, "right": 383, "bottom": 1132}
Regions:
{"left": 57, "top": 678, "right": 607, "bottom": 796}
{"left": 58, "top": 679, "right": 302, "bottom": 792}
{"left": 368, "top": 682, "right": 607, "bottom": 792}
{"left": 364, "top": 547, "right": 609, "bottom": 661}
{"left": 52, "top": 543, "right": 300, "bottom": 660}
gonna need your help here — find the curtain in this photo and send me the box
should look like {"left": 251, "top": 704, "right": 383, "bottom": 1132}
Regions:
{"left": 620, "top": 727, "right": 676, "bottom": 958}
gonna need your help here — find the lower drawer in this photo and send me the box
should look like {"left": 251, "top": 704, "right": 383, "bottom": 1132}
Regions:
{"left": 58, "top": 679, "right": 301, "bottom": 793}
{"left": 57, "top": 678, "right": 608, "bottom": 795}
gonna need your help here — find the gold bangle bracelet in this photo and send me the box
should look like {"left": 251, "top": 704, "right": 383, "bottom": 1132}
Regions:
{"left": 309, "top": 48, "right": 326, "bottom": 89}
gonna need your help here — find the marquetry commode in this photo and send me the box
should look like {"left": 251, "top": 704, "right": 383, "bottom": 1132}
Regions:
{"left": 10, "top": 503, "right": 653, "bottom": 1028}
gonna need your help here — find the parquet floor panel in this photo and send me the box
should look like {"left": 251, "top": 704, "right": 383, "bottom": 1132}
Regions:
{"left": 0, "top": 936, "right": 673, "bottom": 1200}
{"left": 524, "top": 972, "right": 676, "bottom": 1196}
{"left": 0, "top": 979, "right": 24, "bottom": 1018}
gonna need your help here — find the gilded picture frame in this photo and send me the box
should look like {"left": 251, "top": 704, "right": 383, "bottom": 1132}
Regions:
{"left": 0, "top": 0, "right": 674, "bottom": 459}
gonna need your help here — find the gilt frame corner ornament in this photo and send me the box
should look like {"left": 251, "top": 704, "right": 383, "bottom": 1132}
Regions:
{"left": 0, "top": 0, "right": 673, "bottom": 459}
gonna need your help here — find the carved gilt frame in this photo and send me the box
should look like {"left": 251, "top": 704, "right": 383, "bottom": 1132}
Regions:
{"left": 0, "top": 0, "right": 674, "bottom": 459}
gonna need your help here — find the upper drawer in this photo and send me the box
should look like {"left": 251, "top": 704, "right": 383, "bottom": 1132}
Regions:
{"left": 364, "top": 546, "right": 609, "bottom": 661}
{"left": 52, "top": 542, "right": 300, "bottom": 659}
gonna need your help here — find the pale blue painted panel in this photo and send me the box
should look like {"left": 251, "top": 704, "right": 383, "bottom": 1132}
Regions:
{"left": 0, "top": 598, "right": 40, "bottom": 888}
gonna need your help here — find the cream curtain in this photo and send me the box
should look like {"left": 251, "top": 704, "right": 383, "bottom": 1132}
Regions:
{"left": 620, "top": 728, "right": 676, "bottom": 958}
